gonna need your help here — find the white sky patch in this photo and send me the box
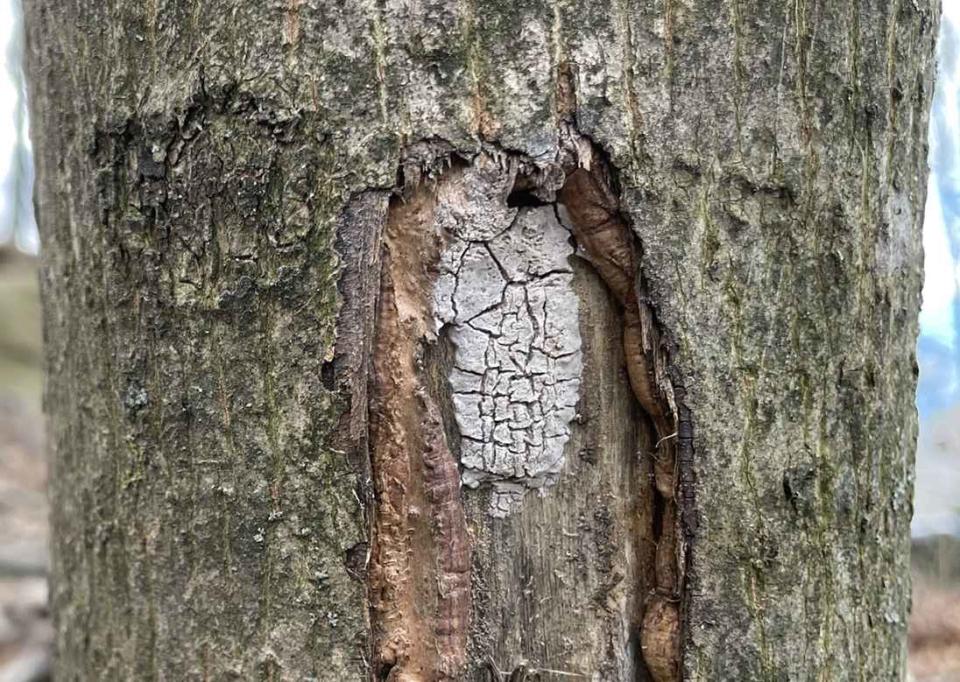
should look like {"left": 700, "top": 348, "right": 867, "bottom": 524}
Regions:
{"left": 919, "top": 5, "right": 960, "bottom": 350}
{"left": 947, "top": 1, "right": 960, "bottom": 39}
{"left": 0, "top": 0, "right": 18, "bottom": 182}
{"left": 940, "top": 4, "right": 960, "bottom": 184}
{"left": 920, "top": 176, "right": 956, "bottom": 347}
{"left": 0, "top": 0, "right": 38, "bottom": 253}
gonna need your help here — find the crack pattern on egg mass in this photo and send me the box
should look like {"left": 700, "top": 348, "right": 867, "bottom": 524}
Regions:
{"left": 431, "top": 160, "right": 583, "bottom": 516}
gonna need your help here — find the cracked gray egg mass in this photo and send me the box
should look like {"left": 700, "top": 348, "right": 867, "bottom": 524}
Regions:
{"left": 432, "top": 163, "right": 583, "bottom": 517}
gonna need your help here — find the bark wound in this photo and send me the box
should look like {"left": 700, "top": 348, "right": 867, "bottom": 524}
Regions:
{"left": 370, "top": 141, "right": 687, "bottom": 680}
{"left": 558, "top": 148, "right": 682, "bottom": 682}
{"left": 369, "top": 175, "right": 471, "bottom": 681}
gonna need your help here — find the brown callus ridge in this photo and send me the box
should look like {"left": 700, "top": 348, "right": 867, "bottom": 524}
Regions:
{"left": 369, "top": 174, "right": 471, "bottom": 681}
{"left": 560, "top": 160, "right": 682, "bottom": 682}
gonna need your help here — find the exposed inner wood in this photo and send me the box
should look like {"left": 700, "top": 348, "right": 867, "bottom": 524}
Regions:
{"left": 465, "top": 248, "right": 653, "bottom": 679}
{"left": 558, "top": 158, "right": 682, "bottom": 682}
{"left": 370, "top": 143, "right": 686, "bottom": 680}
{"left": 369, "top": 175, "right": 471, "bottom": 681}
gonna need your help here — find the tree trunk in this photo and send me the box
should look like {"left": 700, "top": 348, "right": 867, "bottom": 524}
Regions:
{"left": 24, "top": 0, "right": 937, "bottom": 679}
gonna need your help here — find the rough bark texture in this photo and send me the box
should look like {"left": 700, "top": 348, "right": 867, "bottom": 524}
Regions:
{"left": 25, "top": 0, "right": 937, "bottom": 680}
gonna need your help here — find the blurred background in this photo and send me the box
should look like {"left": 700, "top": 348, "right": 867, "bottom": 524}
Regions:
{"left": 1, "top": 1, "right": 959, "bottom": 680}
{"left": 910, "top": 4, "right": 960, "bottom": 680}
{"left": 0, "top": 0, "right": 47, "bottom": 680}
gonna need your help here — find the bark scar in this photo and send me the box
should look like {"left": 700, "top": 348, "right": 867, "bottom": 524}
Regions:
{"left": 369, "top": 172, "right": 471, "bottom": 681}
{"left": 558, "top": 139, "right": 683, "bottom": 682}
{"left": 369, "top": 137, "right": 688, "bottom": 681}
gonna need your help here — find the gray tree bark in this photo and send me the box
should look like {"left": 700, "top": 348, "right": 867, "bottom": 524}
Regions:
{"left": 24, "top": 0, "right": 938, "bottom": 680}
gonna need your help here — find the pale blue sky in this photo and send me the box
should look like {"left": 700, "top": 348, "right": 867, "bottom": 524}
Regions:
{"left": 918, "top": 1, "right": 960, "bottom": 419}
{"left": 0, "top": 0, "right": 36, "bottom": 253}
